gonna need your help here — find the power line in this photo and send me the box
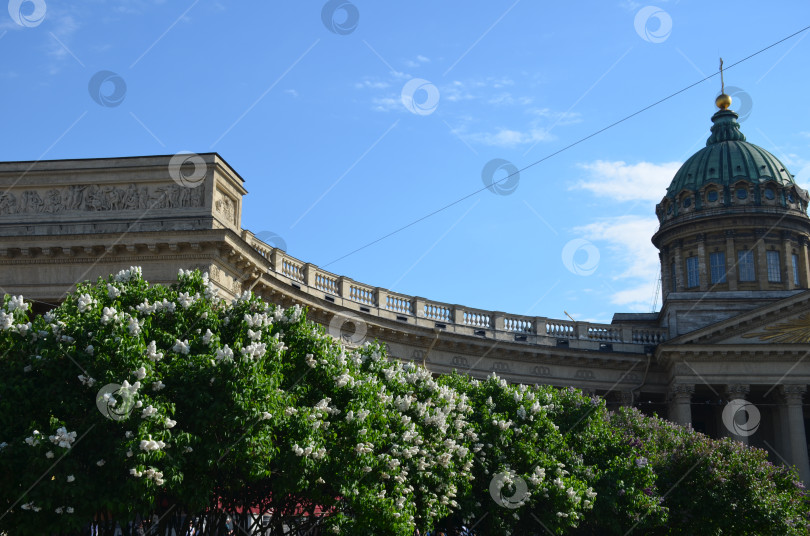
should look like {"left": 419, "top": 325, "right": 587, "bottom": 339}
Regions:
{"left": 323, "top": 24, "right": 810, "bottom": 269}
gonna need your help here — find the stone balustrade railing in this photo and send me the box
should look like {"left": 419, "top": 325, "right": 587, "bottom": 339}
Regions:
{"left": 244, "top": 232, "right": 666, "bottom": 349}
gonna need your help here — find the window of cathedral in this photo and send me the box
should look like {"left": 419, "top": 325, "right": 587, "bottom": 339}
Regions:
{"left": 763, "top": 187, "right": 776, "bottom": 201}
{"left": 793, "top": 254, "right": 801, "bottom": 286}
{"left": 683, "top": 197, "right": 692, "bottom": 209}
{"left": 710, "top": 251, "right": 726, "bottom": 283}
{"left": 706, "top": 189, "right": 719, "bottom": 203}
{"left": 766, "top": 250, "right": 781, "bottom": 282}
{"left": 686, "top": 256, "right": 700, "bottom": 288}
{"left": 738, "top": 250, "right": 756, "bottom": 281}
{"left": 736, "top": 187, "right": 748, "bottom": 200}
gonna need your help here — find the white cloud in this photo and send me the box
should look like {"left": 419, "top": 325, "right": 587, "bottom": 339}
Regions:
{"left": 575, "top": 160, "right": 681, "bottom": 202}
{"left": 575, "top": 215, "right": 661, "bottom": 311}
{"left": 404, "top": 55, "right": 430, "bottom": 68}
{"left": 284, "top": 89, "right": 299, "bottom": 98}
{"left": 355, "top": 79, "right": 391, "bottom": 90}
{"left": 467, "top": 127, "right": 554, "bottom": 147}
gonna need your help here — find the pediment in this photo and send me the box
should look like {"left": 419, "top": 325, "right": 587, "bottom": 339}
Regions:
{"left": 664, "top": 290, "right": 810, "bottom": 346}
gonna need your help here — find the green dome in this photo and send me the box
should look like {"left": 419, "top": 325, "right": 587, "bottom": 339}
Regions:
{"left": 665, "top": 109, "right": 795, "bottom": 199}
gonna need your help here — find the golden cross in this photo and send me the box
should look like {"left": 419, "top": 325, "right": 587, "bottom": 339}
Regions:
{"left": 719, "top": 57, "right": 725, "bottom": 94}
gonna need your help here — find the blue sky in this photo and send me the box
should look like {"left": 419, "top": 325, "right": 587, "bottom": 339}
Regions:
{"left": 2, "top": 0, "right": 810, "bottom": 323}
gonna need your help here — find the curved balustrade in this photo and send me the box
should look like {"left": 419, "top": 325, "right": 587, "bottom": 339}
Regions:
{"left": 281, "top": 259, "right": 304, "bottom": 283}
{"left": 386, "top": 294, "right": 413, "bottom": 315}
{"left": 423, "top": 302, "right": 452, "bottom": 322}
{"left": 314, "top": 273, "right": 338, "bottom": 295}
{"left": 546, "top": 320, "right": 575, "bottom": 338}
{"left": 245, "top": 234, "right": 667, "bottom": 347}
{"left": 349, "top": 284, "right": 375, "bottom": 306}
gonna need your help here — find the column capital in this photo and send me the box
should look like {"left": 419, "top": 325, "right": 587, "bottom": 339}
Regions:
{"left": 779, "top": 384, "right": 807, "bottom": 404}
{"left": 696, "top": 233, "right": 706, "bottom": 242}
{"left": 725, "top": 384, "right": 750, "bottom": 400}
{"left": 725, "top": 229, "right": 736, "bottom": 238}
{"left": 669, "top": 383, "right": 695, "bottom": 400}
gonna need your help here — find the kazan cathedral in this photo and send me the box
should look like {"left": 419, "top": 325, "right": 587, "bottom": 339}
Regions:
{"left": 1, "top": 91, "right": 809, "bottom": 481}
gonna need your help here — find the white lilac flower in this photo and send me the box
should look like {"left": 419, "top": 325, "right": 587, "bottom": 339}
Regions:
{"left": 177, "top": 292, "right": 197, "bottom": 309}
{"left": 100, "top": 307, "right": 118, "bottom": 325}
{"left": 261, "top": 412, "right": 272, "bottom": 420}
{"left": 96, "top": 459, "right": 105, "bottom": 466}
{"left": 66, "top": 507, "right": 74, "bottom": 514}
{"left": 240, "top": 342, "right": 267, "bottom": 362}
{"left": 114, "top": 266, "right": 141, "bottom": 283}
{"left": 7, "top": 295, "right": 28, "bottom": 312}
{"left": 165, "top": 418, "right": 176, "bottom": 429}
{"left": 0, "top": 312, "right": 14, "bottom": 330}
{"left": 152, "top": 380, "right": 165, "bottom": 391}
{"left": 139, "top": 437, "right": 166, "bottom": 452}
{"left": 215, "top": 345, "right": 234, "bottom": 361}
{"left": 55, "top": 506, "right": 64, "bottom": 514}
{"left": 128, "top": 317, "right": 142, "bottom": 336}
{"left": 85, "top": 345, "right": 94, "bottom": 356}
{"left": 183, "top": 446, "right": 193, "bottom": 453}
{"left": 78, "top": 374, "right": 96, "bottom": 387}
{"left": 202, "top": 329, "right": 214, "bottom": 345}
{"left": 141, "top": 405, "right": 158, "bottom": 419}
{"left": 172, "top": 339, "right": 190, "bottom": 355}
{"left": 77, "top": 294, "right": 96, "bottom": 313}
{"left": 146, "top": 341, "right": 163, "bottom": 362}
{"left": 107, "top": 283, "right": 121, "bottom": 299}
{"left": 45, "top": 451, "right": 54, "bottom": 459}
{"left": 133, "top": 366, "right": 147, "bottom": 380}
{"left": 119, "top": 380, "right": 141, "bottom": 398}
{"left": 48, "top": 427, "right": 77, "bottom": 449}
{"left": 67, "top": 475, "right": 75, "bottom": 482}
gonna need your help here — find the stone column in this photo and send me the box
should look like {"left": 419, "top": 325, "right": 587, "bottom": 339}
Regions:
{"left": 800, "top": 236, "right": 810, "bottom": 289}
{"left": 755, "top": 229, "right": 768, "bottom": 290}
{"left": 608, "top": 390, "right": 634, "bottom": 409}
{"left": 697, "top": 234, "right": 709, "bottom": 291}
{"left": 724, "top": 230, "right": 738, "bottom": 290}
{"left": 723, "top": 384, "right": 751, "bottom": 445}
{"left": 668, "top": 384, "right": 694, "bottom": 427}
{"left": 782, "top": 231, "right": 794, "bottom": 290}
{"left": 672, "top": 240, "right": 685, "bottom": 292}
{"left": 779, "top": 385, "right": 810, "bottom": 484}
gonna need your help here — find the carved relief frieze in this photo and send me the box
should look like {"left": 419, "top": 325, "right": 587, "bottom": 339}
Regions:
{"left": 215, "top": 190, "right": 237, "bottom": 224}
{"left": 0, "top": 183, "right": 204, "bottom": 216}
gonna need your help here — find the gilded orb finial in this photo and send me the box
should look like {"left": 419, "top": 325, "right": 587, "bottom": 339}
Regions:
{"left": 716, "top": 93, "right": 732, "bottom": 110}
{"left": 715, "top": 57, "right": 731, "bottom": 110}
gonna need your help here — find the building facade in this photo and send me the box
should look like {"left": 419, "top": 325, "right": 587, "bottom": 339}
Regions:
{"left": 1, "top": 94, "right": 809, "bottom": 481}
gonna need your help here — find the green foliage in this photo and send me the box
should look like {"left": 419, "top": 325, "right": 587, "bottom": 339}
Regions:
{"left": 0, "top": 268, "right": 806, "bottom": 535}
